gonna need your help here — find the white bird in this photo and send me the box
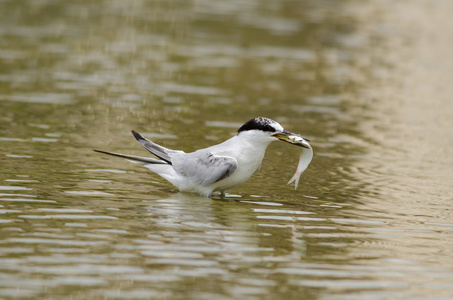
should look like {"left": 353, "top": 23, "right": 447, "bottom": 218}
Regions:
{"left": 94, "top": 117, "right": 311, "bottom": 197}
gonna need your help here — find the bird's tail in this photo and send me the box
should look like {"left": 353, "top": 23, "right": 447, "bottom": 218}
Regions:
{"left": 93, "top": 150, "right": 168, "bottom": 165}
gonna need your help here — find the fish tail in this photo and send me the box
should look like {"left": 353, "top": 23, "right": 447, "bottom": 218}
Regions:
{"left": 287, "top": 173, "right": 301, "bottom": 190}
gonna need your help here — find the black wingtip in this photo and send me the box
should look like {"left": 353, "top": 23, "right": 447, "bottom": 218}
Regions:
{"left": 93, "top": 149, "right": 111, "bottom": 155}
{"left": 131, "top": 130, "right": 145, "bottom": 141}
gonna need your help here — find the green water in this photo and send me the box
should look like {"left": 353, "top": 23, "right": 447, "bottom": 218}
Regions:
{"left": 1, "top": 0, "right": 453, "bottom": 299}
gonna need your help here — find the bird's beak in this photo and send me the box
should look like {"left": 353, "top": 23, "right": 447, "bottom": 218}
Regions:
{"left": 272, "top": 130, "right": 311, "bottom": 149}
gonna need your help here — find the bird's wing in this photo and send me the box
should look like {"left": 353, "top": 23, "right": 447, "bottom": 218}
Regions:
{"left": 172, "top": 152, "right": 238, "bottom": 186}
{"left": 131, "top": 130, "right": 180, "bottom": 165}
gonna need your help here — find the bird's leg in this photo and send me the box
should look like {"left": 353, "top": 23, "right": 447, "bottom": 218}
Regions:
{"left": 220, "top": 191, "right": 226, "bottom": 199}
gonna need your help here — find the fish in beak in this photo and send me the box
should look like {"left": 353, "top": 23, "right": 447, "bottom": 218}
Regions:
{"left": 272, "top": 130, "right": 311, "bottom": 149}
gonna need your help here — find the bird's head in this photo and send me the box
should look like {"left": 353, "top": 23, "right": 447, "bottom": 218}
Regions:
{"left": 237, "top": 117, "right": 310, "bottom": 148}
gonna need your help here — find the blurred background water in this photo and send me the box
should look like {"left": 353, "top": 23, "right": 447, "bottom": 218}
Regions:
{"left": 1, "top": 0, "right": 453, "bottom": 299}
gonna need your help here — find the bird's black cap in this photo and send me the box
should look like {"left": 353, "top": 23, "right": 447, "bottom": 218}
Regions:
{"left": 237, "top": 117, "right": 278, "bottom": 133}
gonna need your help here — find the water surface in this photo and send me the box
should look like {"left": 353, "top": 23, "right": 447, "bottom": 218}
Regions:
{"left": 1, "top": 0, "right": 453, "bottom": 299}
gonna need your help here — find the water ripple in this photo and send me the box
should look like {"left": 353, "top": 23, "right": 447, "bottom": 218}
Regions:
{"left": 5, "top": 154, "right": 33, "bottom": 158}
{"left": 1, "top": 93, "right": 73, "bottom": 104}
{"left": 51, "top": 276, "right": 105, "bottom": 287}
{"left": 64, "top": 191, "right": 114, "bottom": 196}
{"left": 19, "top": 215, "right": 117, "bottom": 220}
{"left": 252, "top": 208, "right": 314, "bottom": 215}
{"left": 31, "top": 137, "right": 58, "bottom": 143}
{"left": 256, "top": 215, "right": 326, "bottom": 222}
{"left": 0, "top": 186, "right": 31, "bottom": 191}
{"left": 289, "top": 279, "right": 409, "bottom": 289}
{"left": 240, "top": 201, "right": 283, "bottom": 206}
{"left": 0, "top": 198, "right": 55, "bottom": 203}
{"left": 85, "top": 169, "right": 127, "bottom": 174}
{"left": 37, "top": 208, "right": 92, "bottom": 213}
{"left": 7, "top": 238, "right": 108, "bottom": 246}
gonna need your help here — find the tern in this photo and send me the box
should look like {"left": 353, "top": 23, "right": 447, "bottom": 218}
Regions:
{"left": 94, "top": 117, "right": 310, "bottom": 197}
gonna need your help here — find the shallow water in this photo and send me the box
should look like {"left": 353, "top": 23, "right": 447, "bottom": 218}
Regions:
{"left": 1, "top": 0, "right": 453, "bottom": 299}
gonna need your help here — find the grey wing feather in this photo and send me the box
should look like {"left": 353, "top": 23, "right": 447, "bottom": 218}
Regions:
{"left": 172, "top": 152, "right": 238, "bottom": 186}
{"left": 131, "top": 130, "right": 179, "bottom": 165}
